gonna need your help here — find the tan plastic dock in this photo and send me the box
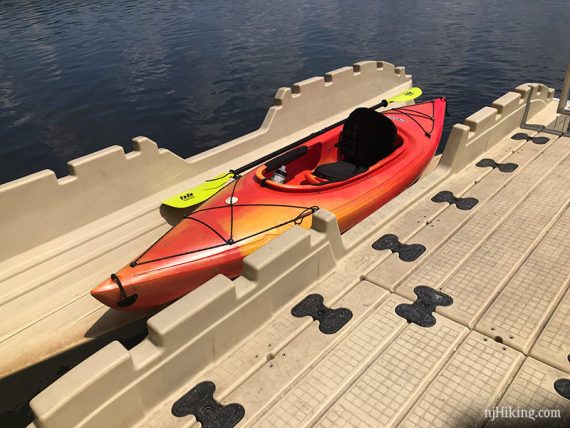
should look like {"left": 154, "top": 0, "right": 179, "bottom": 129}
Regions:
{"left": 0, "top": 61, "right": 413, "bottom": 382}
{"left": 28, "top": 74, "right": 570, "bottom": 426}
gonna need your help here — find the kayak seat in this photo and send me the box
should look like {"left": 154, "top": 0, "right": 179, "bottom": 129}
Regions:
{"left": 313, "top": 107, "right": 398, "bottom": 182}
{"left": 312, "top": 161, "right": 366, "bottom": 181}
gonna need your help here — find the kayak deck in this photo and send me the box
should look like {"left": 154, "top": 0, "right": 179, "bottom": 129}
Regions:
{"left": 90, "top": 100, "right": 445, "bottom": 311}
{"left": 29, "top": 84, "right": 570, "bottom": 426}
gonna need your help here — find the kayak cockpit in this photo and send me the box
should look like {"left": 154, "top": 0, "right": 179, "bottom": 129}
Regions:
{"left": 255, "top": 107, "right": 404, "bottom": 191}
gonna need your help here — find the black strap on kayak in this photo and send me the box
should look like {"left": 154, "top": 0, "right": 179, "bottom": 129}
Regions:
{"left": 111, "top": 273, "right": 138, "bottom": 307}
{"left": 130, "top": 205, "right": 318, "bottom": 266}
{"left": 385, "top": 99, "right": 437, "bottom": 138}
{"left": 130, "top": 174, "right": 318, "bottom": 267}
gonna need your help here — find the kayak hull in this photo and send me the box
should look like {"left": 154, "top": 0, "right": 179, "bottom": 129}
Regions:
{"left": 91, "top": 99, "right": 447, "bottom": 310}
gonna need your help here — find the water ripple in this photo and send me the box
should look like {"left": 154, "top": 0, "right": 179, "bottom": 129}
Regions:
{"left": 0, "top": 0, "right": 568, "bottom": 184}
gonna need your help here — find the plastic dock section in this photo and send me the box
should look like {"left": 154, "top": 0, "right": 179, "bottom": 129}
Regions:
{"left": 0, "top": 61, "right": 413, "bottom": 381}
{"left": 27, "top": 72, "right": 570, "bottom": 425}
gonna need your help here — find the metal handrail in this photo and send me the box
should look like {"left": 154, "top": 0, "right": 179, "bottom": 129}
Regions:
{"left": 557, "top": 61, "right": 570, "bottom": 115}
{"left": 519, "top": 61, "right": 570, "bottom": 137}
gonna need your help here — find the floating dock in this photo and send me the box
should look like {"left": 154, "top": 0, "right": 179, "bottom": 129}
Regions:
{"left": 25, "top": 62, "right": 570, "bottom": 426}
{"left": 0, "top": 61, "right": 413, "bottom": 382}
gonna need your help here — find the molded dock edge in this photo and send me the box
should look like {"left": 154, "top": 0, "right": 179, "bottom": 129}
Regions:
{"left": 0, "top": 61, "right": 412, "bottom": 379}
{"left": 30, "top": 210, "right": 340, "bottom": 427}
{"left": 28, "top": 80, "right": 568, "bottom": 427}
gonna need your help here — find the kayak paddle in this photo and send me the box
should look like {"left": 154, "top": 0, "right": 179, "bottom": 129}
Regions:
{"left": 162, "top": 86, "right": 422, "bottom": 208}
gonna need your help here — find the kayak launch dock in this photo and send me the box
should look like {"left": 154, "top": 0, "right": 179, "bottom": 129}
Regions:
{"left": 23, "top": 61, "right": 570, "bottom": 426}
{"left": 0, "top": 60, "right": 569, "bottom": 425}
{"left": 0, "top": 61, "right": 413, "bottom": 383}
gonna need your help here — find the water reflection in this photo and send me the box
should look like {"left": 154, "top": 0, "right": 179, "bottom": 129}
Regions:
{"left": 0, "top": 0, "right": 568, "bottom": 184}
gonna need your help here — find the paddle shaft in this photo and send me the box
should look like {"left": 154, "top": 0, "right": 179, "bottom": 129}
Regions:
{"left": 233, "top": 98, "right": 389, "bottom": 176}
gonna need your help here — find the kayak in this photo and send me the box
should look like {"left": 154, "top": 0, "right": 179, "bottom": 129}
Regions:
{"left": 92, "top": 98, "right": 447, "bottom": 310}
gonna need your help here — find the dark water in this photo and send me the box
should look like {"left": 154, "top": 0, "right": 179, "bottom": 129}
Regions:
{"left": 0, "top": 0, "right": 569, "bottom": 426}
{"left": 0, "top": 0, "right": 569, "bottom": 186}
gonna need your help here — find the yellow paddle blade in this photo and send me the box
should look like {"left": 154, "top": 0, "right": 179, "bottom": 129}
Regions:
{"left": 387, "top": 87, "right": 422, "bottom": 103}
{"left": 162, "top": 172, "right": 234, "bottom": 208}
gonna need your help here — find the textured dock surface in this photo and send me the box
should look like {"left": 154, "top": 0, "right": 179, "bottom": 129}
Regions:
{"left": 140, "top": 132, "right": 570, "bottom": 428}
{"left": 28, "top": 81, "right": 570, "bottom": 426}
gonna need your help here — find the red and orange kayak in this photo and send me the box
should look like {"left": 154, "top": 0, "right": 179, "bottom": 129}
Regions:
{"left": 92, "top": 99, "right": 446, "bottom": 310}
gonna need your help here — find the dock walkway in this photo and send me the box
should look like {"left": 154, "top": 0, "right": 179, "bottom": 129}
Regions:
{"left": 29, "top": 80, "right": 570, "bottom": 426}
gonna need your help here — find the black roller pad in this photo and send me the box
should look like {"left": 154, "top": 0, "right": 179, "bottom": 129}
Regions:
{"left": 531, "top": 136, "right": 550, "bottom": 145}
{"left": 512, "top": 132, "right": 550, "bottom": 145}
{"left": 431, "top": 191, "right": 478, "bottom": 210}
{"left": 476, "top": 158, "right": 518, "bottom": 173}
{"left": 554, "top": 379, "right": 570, "bottom": 400}
{"left": 172, "top": 381, "right": 245, "bottom": 427}
{"left": 395, "top": 286, "right": 453, "bottom": 327}
{"left": 372, "top": 234, "right": 426, "bottom": 262}
{"left": 291, "top": 294, "right": 352, "bottom": 334}
{"left": 511, "top": 132, "right": 531, "bottom": 140}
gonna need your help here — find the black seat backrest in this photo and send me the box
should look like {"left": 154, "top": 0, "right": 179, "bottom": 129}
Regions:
{"left": 340, "top": 107, "right": 398, "bottom": 168}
